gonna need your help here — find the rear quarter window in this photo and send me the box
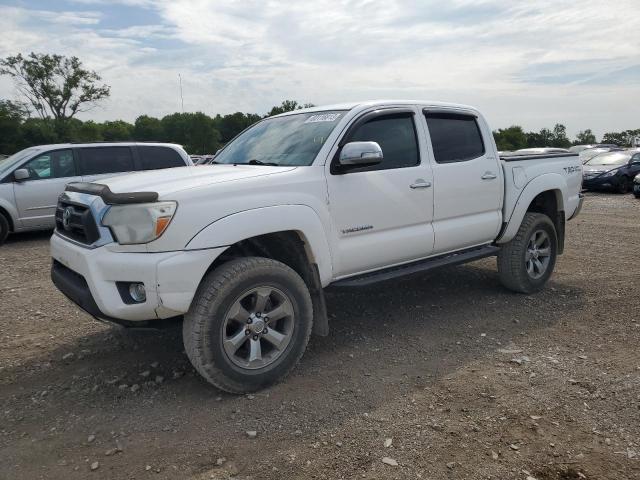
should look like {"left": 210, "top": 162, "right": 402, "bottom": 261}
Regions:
{"left": 425, "top": 113, "right": 485, "bottom": 163}
{"left": 138, "top": 146, "right": 185, "bottom": 170}
{"left": 79, "top": 147, "right": 134, "bottom": 175}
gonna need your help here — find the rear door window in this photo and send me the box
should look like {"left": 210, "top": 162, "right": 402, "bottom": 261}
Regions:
{"left": 79, "top": 147, "right": 134, "bottom": 175}
{"left": 424, "top": 113, "right": 485, "bottom": 163}
{"left": 138, "top": 146, "right": 185, "bottom": 170}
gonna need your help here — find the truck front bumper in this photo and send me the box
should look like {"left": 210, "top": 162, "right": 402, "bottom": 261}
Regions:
{"left": 50, "top": 233, "right": 226, "bottom": 325}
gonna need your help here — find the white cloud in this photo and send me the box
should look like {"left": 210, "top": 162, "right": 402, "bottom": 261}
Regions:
{"left": 0, "top": 0, "right": 639, "bottom": 137}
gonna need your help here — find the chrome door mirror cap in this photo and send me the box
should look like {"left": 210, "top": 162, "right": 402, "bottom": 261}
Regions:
{"left": 338, "top": 141, "right": 383, "bottom": 167}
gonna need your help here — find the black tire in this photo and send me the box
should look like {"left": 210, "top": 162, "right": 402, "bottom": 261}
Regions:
{"left": 183, "top": 257, "right": 313, "bottom": 393}
{"left": 617, "top": 176, "right": 631, "bottom": 194}
{"left": 0, "top": 213, "right": 9, "bottom": 246}
{"left": 497, "top": 212, "right": 557, "bottom": 294}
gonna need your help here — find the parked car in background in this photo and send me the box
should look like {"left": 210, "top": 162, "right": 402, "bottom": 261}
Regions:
{"left": 511, "top": 147, "right": 571, "bottom": 155}
{"left": 579, "top": 146, "right": 622, "bottom": 164}
{"left": 0, "top": 142, "right": 192, "bottom": 244}
{"left": 633, "top": 173, "right": 640, "bottom": 198}
{"left": 582, "top": 150, "right": 640, "bottom": 193}
{"left": 569, "top": 144, "right": 618, "bottom": 154}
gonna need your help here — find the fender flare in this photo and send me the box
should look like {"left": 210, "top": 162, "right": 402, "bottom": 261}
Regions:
{"left": 186, "top": 204, "right": 333, "bottom": 285}
{"left": 497, "top": 173, "right": 566, "bottom": 244}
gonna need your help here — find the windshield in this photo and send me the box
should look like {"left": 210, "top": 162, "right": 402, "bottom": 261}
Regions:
{"left": 0, "top": 147, "right": 42, "bottom": 176}
{"left": 585, "top": 152, "right": 630, "bottom": 166}
{"left": 214, "top": 110, "right": 346, "bottom": 166}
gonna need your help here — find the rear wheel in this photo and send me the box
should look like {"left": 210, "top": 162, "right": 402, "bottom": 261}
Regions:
{"left": 617, "top": 176, "right": 631, "bottom": 194}
{"left": 0, "top": 213, "right": 9, "bottom": 246}
{"left": 497, "top": 212, "right": 557, "bottom": 294}
{"left": 183, "top": 257, "right": 313, "bottom": 393}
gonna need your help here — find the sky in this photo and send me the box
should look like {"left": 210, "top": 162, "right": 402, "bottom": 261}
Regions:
{"left": 0, "top": 0, "right": 638, "bottom": 138}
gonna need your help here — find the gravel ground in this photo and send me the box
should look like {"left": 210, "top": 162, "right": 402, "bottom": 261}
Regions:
{"left": 1, "top": 192, "right": 639, "bottom": 480}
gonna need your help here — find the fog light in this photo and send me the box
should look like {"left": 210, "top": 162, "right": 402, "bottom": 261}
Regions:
{"left": 129, "top": 282, "right": 146, "bottom": 303}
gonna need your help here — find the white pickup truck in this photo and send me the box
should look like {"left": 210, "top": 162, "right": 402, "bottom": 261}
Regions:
{"left": 50, "top": 100, "right": 584, "bottom": 393}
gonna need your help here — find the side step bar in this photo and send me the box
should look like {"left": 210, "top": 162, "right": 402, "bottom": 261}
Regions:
{"left": 331, "top": 245, "right": 500, "bottom": 288}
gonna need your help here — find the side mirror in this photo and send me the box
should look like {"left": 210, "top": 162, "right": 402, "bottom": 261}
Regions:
{"left": 337, "top": 141, "right": 383, "bottom": 171}
{"left": 14, "top": 169, "right": 30, "bottom": 181}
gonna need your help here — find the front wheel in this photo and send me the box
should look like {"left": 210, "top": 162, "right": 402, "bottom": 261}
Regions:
{"left": 617, "top": 176, "right": 631, "bottom": 194}
{"left": 497, "top": 212, "right": 558, "bottom": 294}
{"left": 0, "top": 213, "right": 9, "bottom": 246}
{"left": 183, "top": 257, "right": 313, "bottom": 393}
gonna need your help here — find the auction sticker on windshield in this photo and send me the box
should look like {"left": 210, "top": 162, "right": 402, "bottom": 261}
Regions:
{"left": 305, "top": 113, "right": 341, "bottom": 123}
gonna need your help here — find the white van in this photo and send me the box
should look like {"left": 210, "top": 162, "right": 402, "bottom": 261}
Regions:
{"left": 0, "top": 142, "right": 192, "bottom": 244}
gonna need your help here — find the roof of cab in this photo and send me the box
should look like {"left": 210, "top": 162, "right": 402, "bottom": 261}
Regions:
{"left": 274, "top": 99, "right": 478, "bottom": 117}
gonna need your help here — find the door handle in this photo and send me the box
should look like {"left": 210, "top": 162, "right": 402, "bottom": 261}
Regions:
{"left": 410, "top": 180, "right": 431, "bottom": 189}
{"left": 481, "top": 172, "right": 497, "bottom": 180}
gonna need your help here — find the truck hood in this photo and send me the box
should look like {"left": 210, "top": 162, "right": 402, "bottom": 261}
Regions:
{"left": 95, "top": 165, "right": 297, "bottom": 198}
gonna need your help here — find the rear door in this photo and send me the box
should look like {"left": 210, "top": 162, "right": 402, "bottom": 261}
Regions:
{"left": 78, "top": 146, "right": 135, "bottom": 183}
{"left": 422, "top": 110, "right": 502, "bottom": 253}
{"left": 13, "top": 148, "right": 81, "bottom": 228}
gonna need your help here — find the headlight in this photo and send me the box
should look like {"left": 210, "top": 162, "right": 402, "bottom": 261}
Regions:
{"left": 601, "top": 170, "right": 617, "bottom": 177}
{"left": 102, "top": 202, "right": 177, "bottom": 244}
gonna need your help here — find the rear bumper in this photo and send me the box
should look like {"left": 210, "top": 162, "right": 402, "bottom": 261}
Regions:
{"left": 50, "top": 233, "right": 226, "bottom": 324}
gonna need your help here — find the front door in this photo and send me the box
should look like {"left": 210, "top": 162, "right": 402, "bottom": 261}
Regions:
{"left": 326, "top": 109, "right": 435, "bottom": 278}
{"left": 423, "top": 111, "right": 502, "bottom": 254}
{"left": 13, "top": 149, "right": 80, "bottom": 228}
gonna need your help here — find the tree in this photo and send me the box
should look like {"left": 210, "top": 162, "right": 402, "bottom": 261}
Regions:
{"left": 161, "top": 112, "right": 221, "bottom": 154}
{"left": 215, "top": 112, "right": 262, "bottom": 143}
{"left": 101, "top": 120, "right": 133, "bottom": 141}
{"left": 0, "top": 99, "right": 30, "bottom": 153}
{"left": 575, "top": 129, "right": 596, "bottom": 145}
{"left": 550, "top": 124, "right": 571, "bottom": 148}
{"left": 493, "top": 126, "right": 527, "bottom": 151}
{"left": 133, "top": 115, "right": 163, "bottom": 141}
{"left": 0, "top": 52, "right": 110, "bottom": 121}
{"left": 267, "top": 100, "right": 314, "bottom": 117}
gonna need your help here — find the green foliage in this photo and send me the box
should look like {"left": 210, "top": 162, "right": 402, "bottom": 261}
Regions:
{"left": 133, "top": 115, "right": 163, "bottom": 141}
{"left": 267, "top": 100, "right": 315, "bottom": 117}
{"left": 0, "top": 52, "right": 110, "bottom": 121}
{"left": 101, "top": 120, "right": 134, "bottom": 141}
{"left": 0, "top": 100, "right": 30, "bottom": 153}
{"left": 214, "top": 112, "right": 262, "bottom": 143}
{"left": 494, "top": 124, "right": 635, "bottom": 151}
{"left": 575, "top": 129, "right": 596, "bottom": 145}
{"left": 493, "top": 126, "right": 527, "bottom": 151}
{"left": 161, "top": 112, "right": 221, "bottom": 154}
{"left": 602, "top": 129, "right": 640, "bottom": 147}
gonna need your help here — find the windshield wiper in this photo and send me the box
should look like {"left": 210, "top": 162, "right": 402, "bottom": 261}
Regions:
{"left": 233, "top": 159, "right": 280, "bottom": 166}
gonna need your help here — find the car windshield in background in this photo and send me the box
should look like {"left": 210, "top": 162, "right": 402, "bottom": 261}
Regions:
{"left": 585, "top": 152, "right": 630, "bottom": 166}
{"left": 0, "top": 147, "right": 42, "bottom": 176}
{"left": 214, "top": 111, "right": 346, "bottom": 166}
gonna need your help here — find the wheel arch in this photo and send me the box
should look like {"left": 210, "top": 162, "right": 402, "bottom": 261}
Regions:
{"left": 498, "top": 174, "right": 567, "bottom": 252}
{"left": 187, "top": 205, "right": 333, "bottom": 335}
{"left": 0, "top": 204, "right": 15, "bottom": 232}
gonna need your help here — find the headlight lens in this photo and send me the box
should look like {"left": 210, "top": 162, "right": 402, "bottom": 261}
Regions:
{"left": 601, "top": 169, "right": 617, "bottom": 177}
{"left": 102, "top": 202, "right": 177, "bottom": 244}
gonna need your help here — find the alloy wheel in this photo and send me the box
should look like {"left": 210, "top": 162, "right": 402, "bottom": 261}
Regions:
{"left": 222, "top": 286, "right": 295, "bottom": 370}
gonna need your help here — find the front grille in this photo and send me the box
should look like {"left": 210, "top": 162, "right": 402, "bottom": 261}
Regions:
{"left": 55, "top": 199, "right": 100, "bottom": 245}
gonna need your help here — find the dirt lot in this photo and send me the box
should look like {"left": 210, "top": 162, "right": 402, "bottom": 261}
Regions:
{"left": 1, "top": 192, "right": 639, "bottom": 480}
